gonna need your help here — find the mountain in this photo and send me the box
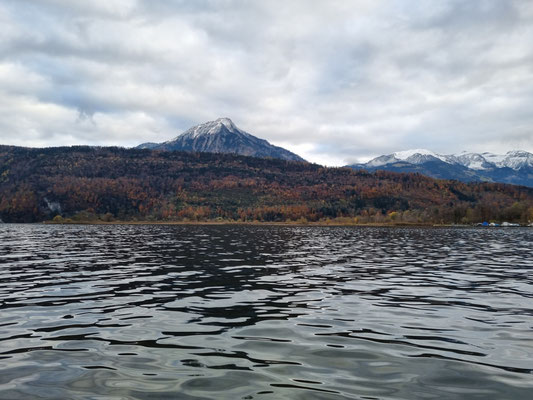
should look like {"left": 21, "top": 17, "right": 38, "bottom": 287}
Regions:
{"left": 1, "top": 145, "right": 532, "bottom": 224}
{"left": 138, "top": 118, "right": 305, "bottom": 161}
{"left": 348, "top": 149, "right": 533, "bottom": 187}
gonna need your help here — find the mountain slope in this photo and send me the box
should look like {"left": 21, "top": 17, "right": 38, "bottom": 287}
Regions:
{"left": 349, "top": 149, "right": 533, "bottom": 187}
{"left": 139, "top": 118, "right": 305, "bottom": 161}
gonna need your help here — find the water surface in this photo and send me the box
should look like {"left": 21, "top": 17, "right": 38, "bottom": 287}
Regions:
{"left": 0, "top": 225, "right": 532, "bottom": 399}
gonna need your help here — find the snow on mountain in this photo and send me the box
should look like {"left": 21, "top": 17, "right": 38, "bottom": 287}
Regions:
{"left": 349, "top": 149, "right": 533, "bottom": 187}
{"left": 393, "top": 149, "right": 449, "bottom": 163}
{"left": 366, "top": 154, "right": 400, "bottom": 167}
{"left": 498, "top": 150, "right": 533, "bottom": 169}
{"left": 360, "top": 149, "right": 533, "bottom": 171}
{"left": 481, "top": 152, "right": 506, "bottom": 165}
{"left": 176, "top": 117, "right": 240, "bottom": 140}
{"left": 365, "top": 149, "right": 449, "bottom": 167}
{"left": 453, "top": 150, "right": 533, "bottom": 170}
{"left": 137, "top": 118, "right": 305, "bottom": 162}
{"left": 452, "top": 153, "right": 494, "bottom": 170}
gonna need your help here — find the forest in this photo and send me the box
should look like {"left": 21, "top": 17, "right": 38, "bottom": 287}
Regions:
{"left": 0, "top": 145, "right": 532, "bottom": 224}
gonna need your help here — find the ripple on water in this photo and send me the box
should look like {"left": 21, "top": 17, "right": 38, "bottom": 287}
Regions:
{"left": 0, "top": 224, "right": 532, "bottom": 399}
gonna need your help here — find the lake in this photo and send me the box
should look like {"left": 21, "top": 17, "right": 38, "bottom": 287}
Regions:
{"left": 0, "top": 224, "right": 532, "bottom": 399}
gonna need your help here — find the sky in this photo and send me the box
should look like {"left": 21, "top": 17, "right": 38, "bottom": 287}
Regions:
{"left": 0, "top": 0, "right": 532, "bottom": 166}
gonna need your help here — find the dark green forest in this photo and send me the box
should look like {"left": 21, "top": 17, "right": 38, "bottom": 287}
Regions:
{"left": 0, "top": 145, "right": 532, "bottom": 224}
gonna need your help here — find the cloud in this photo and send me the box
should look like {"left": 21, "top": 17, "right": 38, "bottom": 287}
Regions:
{"left": 0, "top": 0, "right": 532, "bottom": 165}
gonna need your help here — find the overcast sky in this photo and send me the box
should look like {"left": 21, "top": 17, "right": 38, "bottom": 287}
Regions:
{"left": 1, "top": 0, "right": 532, "bottom": 165}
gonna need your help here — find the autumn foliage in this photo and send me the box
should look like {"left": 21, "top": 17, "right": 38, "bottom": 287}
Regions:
{"left": 0, "top": 145, "right": 532, "bottom": 224}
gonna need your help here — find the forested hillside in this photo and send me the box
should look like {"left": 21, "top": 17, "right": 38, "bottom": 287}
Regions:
{"left": 0, "top": 145, "right": 532, "bottom": 224}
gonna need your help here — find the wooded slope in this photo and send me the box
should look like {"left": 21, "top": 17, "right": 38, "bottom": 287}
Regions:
{"left": 1, "top": 145, "right": 532, "bottom": 224}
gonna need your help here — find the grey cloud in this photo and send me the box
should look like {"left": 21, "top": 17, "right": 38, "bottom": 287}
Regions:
{"left": 0, "top": 0, "right": 532, "bottom": 165}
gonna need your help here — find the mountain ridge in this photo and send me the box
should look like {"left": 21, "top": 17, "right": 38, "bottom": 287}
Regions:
{"left": 349, "top": 149, "right": 533, "bottom": 187}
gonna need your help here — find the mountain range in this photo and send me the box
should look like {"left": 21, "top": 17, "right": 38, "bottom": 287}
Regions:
{"left": 138, "top": 118, "right": 304, "bottom": 162}
{"left": 136, "top": 118, "right": 532, "bottom": 187}
{"left": 348, "top": 149, "right": 533, "bottom": 187}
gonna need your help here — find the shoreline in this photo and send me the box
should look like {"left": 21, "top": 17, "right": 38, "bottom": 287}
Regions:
{"left": 40, "top": 220, "right": 469, "bottom": 227}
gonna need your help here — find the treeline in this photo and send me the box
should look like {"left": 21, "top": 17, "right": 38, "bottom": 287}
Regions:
{"left": 0, "top": 145, "right": 532, "bottom": 224}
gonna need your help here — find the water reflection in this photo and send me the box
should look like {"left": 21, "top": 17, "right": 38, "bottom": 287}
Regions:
{"left": 0, "top": 224, "right": 532, "bottom": 399}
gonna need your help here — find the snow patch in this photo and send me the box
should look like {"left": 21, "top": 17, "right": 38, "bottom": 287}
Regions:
{"left": 178, "top": 117, "right": 240, "bottom": 139}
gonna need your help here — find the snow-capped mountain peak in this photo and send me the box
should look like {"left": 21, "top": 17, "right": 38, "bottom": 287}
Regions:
{"left": 137, "top": 118, "right": 305, "bottom": 162}
{"left": 393, "top": 149, "right": 450, "bottom": 164}
{"left": 394, "top": 149, "right": 440, "bottom": 160}
{"left": 366, "top": 154, "right": 399, "bottom": 167}
{"left": 499, "top": 150, "right": 533, "bottom": 169}
{"left": 453, "top": 152, "right": 493, "bottom": 170}
{"left": 360, "top": 149, "right": 533, "bottom": 171}
{"left": 348, "top": 148, "right": 533, "bottom": 187}
{"left": 457, "top": 150, "right": 533, "bottom": 170}
{"left": 177, "top": 117, "right": 240, "bottom": 140}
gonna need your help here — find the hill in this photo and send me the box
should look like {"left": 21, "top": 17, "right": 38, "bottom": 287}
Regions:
{"left": 0, "top": 145, "right": 532, "bottom": 224}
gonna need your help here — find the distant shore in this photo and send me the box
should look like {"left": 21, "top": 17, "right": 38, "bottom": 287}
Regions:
{"left": 41, "top": 219, "right": 474, "bottom": 227}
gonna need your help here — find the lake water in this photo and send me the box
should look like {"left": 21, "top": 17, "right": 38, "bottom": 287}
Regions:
{"left": 0, "top": 224, "right": 532, "bottom": 399}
